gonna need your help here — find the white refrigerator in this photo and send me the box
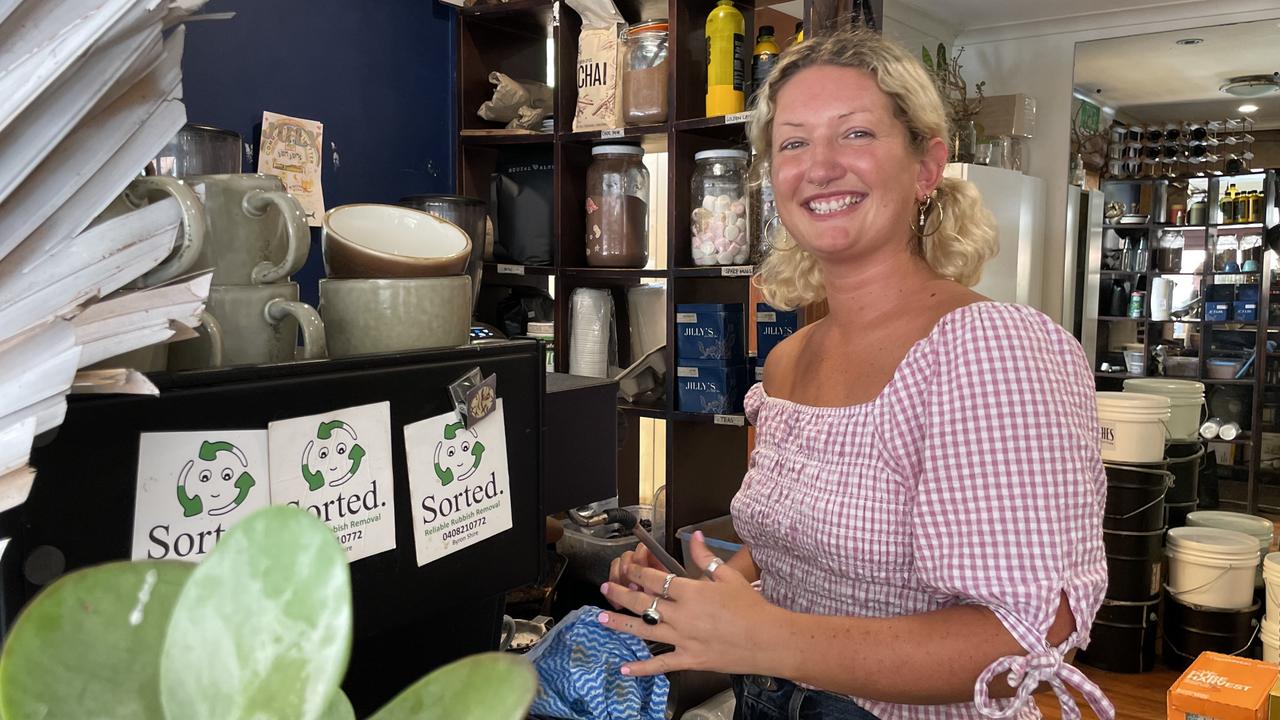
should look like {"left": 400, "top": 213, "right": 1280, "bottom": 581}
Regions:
{"left": 943, "top": 163, "right": 1047, "bottom": 309}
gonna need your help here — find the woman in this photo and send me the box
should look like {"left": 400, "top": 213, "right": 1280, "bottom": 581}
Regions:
{"left": 601, "top": 28, "right": 1111, "bottom": 720}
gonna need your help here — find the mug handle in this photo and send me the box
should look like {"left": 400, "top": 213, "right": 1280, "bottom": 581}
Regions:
{"left": 243, "top": 189, "right": 310, "bottom": 284}
{"left": 127, "top": 177, "right": 207, "bottom": 286}
{"left": 264, "top": 298, "right": 328, "bottom": 360}
{"left": 200, "top": 310, "right": 224, "bottom": 368}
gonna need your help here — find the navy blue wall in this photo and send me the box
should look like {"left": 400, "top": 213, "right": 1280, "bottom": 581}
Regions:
{"left": 180, "top": 0, "right": 457, "bottom": 304}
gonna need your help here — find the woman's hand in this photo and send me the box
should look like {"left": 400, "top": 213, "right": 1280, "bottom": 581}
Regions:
{"left": 606, "top": 542, "right": 668, "bottom": 609}
{"left": 597, "top": 531, "right": 785, "bottom": 677}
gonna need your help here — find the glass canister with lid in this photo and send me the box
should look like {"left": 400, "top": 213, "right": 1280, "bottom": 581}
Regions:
{"left": 622, "top": 19, "right": 669, "bottom": 125}
{"left": 691, "top": 148, "right": 750, "bottom": 266}
{"left": 586, "top": 144, "right": 650, "bottom": 268}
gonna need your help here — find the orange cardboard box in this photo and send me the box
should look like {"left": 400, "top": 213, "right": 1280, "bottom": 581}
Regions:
{"left": 1169, "top": 652, "right": 1280, "bottom": 720}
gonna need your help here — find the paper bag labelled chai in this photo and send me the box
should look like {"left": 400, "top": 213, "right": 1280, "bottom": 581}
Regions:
{"left": 567, "top": 0, "right": 626, "bottom": 132}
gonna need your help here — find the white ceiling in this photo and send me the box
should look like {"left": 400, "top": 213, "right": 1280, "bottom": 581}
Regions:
{"left": 1073, "top": 19, "right": 1280, "bottom": 128}
{"left": 896, "top": 0, "right": 1205, "bottom": 32}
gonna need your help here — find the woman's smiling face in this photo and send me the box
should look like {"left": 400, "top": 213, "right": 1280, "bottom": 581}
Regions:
{"left": 770, "top": 64, "right": 939, "bottom": 264}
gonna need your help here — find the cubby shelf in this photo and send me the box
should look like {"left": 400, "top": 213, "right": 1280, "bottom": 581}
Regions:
{"left": 1095, "top": 169, "right": 1277, "bottom": 512}
{"left": 454, "top": 0, "right": 836, "bottom": 548}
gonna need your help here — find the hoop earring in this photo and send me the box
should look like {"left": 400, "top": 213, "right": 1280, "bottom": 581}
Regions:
{"left": 763, "top": 214, "right": 790, "bottom": 253}
{"left": 911, "top": 192, "right": 944, "bottom": 238}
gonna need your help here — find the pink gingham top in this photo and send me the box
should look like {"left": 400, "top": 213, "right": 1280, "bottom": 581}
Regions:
{"left": 732, "top": 302, "right": 1112, "bottom": 720}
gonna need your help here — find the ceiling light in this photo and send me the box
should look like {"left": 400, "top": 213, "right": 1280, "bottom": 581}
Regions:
{"left": 1220, "top": 74, "right": 1280, "bottom": 98}
{"left": 1239, "top": 103, "right": 1259, "bottom": 113}
{"left": 1175, "top": 38, "right": 1203, "bottom": 45}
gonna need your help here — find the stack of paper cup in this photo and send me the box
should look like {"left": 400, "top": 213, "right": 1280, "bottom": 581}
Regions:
{"left": 570, "top": 287, "right": 613, "bottom": 378}
{"left": 627, "top": 284, "right": 666, "bottom": 363}
{"left": 1265, "top": 552, "right": 1280, "bottom": 662}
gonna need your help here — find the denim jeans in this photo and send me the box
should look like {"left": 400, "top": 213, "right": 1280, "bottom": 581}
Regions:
{"left": 732, "top": 675, "right": 880, "bottom": 720}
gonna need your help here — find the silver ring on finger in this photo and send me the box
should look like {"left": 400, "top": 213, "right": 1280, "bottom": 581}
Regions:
{"left": 642, "top": 596, "right": 662, "bottom": 625}
{"left": 660, "top": 572, "right": 677, "bottom": 600}
{"left": 705, "top": 557, "right": 724, "bottom": 576}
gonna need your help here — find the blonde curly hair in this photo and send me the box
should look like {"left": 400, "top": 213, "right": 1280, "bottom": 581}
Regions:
{"left": 748, "top": 29, "right": 997, "bottom": 311}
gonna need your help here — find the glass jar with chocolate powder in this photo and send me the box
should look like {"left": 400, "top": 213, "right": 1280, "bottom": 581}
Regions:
{"left": 622, "top": 20, "right": 669, "bottom": 125}
{"left": 586, "top": 144, "right": 649, "bottom": 268}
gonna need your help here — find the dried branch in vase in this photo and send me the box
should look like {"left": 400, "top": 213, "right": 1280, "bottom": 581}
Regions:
{"left": 921, "top": 43, "right": 985, "bottom": 126}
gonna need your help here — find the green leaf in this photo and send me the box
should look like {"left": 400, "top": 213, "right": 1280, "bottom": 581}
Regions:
{"left": 0, "top": 561, "right": 194, "bottom": 719}
{"left": 920, "top": 46, "right": 933, "bottom": 72}
{"left": 369, "top": 653, "right": 536, "bottom": 720}
{"left": 936, "top": 43, "right": 948, "bottom": 73}
{"left": 318, "top": 690, "right": 356, "bottom": 720}
{"left": 160, "top": 506, "right": 352, "bottom": 720}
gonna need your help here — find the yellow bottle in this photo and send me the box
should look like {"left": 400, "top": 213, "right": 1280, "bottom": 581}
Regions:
{"left": 749, "top": 25, "right": 781, "bottom": 106}
{"left": 794, "top": 21, "right": 804, "bottom": 44}
{"left": 705, "top": 0, "right": 745, "bottom": 117}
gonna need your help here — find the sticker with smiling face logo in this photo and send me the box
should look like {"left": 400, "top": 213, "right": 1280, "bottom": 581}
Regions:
{"left": 177, "top": 440, "right": 257, "bottom": 518}
{"left": 433, "top": 421, "right": 485, "bottom": 486}
{"left": 132, "top": 430, "right": 271, "bottom": 562}
{"left": 405, "top": 401, "right": 512, "bottom": 568}
{"left": 269, "top": 402, "right": 396, "bottom": 563}
{"left": 301, "top": 420, "right": 366, "bottom": 491}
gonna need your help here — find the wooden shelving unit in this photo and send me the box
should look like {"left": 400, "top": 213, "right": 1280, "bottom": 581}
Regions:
{"left": 1093, "top": 170, "right": 1278, "bottom": 512}
{"left": 453, "top": 0, "right": 881, "bottom": 547}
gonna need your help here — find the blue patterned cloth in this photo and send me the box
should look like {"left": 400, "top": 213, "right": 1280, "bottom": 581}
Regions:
{"left": 526, "top": 605, "right": 669, "bottom": 720}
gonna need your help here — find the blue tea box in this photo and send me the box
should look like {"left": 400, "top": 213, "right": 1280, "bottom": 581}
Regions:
{"left": 676, "top": 303, "right": 745, "bottom": 361}
{"left": 677, "top": 359, "right": 749, "bottom": 414}
{"left": 1206, "top": 302, "right": 1231, "bottom": 321}
{"left": 755, "top": 303, "right": 799, "bottom": 366}
{"left": 1234, "top": 301, "right": 1258, "bottom": 322}
{"left": 1238, "top": 283, "right": 1260, "bottom": 303}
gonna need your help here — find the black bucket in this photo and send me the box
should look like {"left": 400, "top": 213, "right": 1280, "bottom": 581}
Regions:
{"left": 1165, "top": 441, "right": 1206, "bottom": 506}
{"left": 1104, "top": 463, "right": 1171, "bottom": 533}
{"left": 1162, "top": 595, "right": 1260, "bottom": 670}
{"left": 1077, "top": 598, "right": 1159, "bottom": 673}
{"left": 1165, "top": 500, "right": 1198, "bottom": 530}
{"left": 1104, "top": 529, "right": 1164, "bottom": 601}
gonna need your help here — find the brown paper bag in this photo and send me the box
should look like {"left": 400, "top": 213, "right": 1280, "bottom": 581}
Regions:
{"left": 573, "top": 23, "right": 624, "bottom": 132}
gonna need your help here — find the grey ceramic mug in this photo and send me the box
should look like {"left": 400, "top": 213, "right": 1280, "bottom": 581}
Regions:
{"left": 319, "top": 276, "right": 471, "bottom": 358}
{"left": 103, "top": 176, "right": 207, "bottom": 287}
{"left": 187, "top": 174, "right": 309, "bottom": 285}
{"left": 168, "top": 282, "right": 326, "bottom": 369}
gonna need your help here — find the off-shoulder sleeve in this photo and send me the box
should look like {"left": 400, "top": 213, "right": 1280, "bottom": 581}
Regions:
{"left": 911, "top": 304, "right": 1112, "bottom": 720}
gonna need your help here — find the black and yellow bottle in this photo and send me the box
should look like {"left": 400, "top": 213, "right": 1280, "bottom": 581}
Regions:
{"left": 705, "top": 0, "right": 745, "bottom": 117}
{"left": 794, "top": 21, "right": 804, "bottom": 44}
{"left": 749, "top": 25, "right": 780, "bottom": 107}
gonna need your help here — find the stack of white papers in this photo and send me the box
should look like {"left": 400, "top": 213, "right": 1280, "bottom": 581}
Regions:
{"left": 0, "top": 0, "right": 212, "bottom": 513}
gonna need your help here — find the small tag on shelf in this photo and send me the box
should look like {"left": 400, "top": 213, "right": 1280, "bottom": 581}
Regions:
{"left": 600, "top": 128, "right": 626, "bottom": 139}
{"left": 714, "top": 414, "right": 745, "bottom": 426}
{"left": 720, "top": 265, "right": 753, "bottom": 277}
{"left": 755, "top": 366, "right": 765, "bottom": 381}
{"left": 496, "top": 264, "right": 525, "bottom": 275}
{"left": 757, "top": 311, "right": 776, "bottom": 323}
{"left": 724, "top": 111, "right": 751, "bottom": 125}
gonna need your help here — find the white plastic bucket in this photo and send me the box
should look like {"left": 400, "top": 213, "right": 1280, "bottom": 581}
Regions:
{"left": 1264, "top": 552, "right": 1280, "bottom": 624}
{"left": 1123, "top": 379, "right": 1205, "bottom": 442}
{"left": 1097, "top": 392, "right": 1172, "bottom": 463}
{"left": 1263, "top": 616, "right": 1280, "bottom": 664}
{"left": 1188, "top": 510, "right": 1274, "bottom": 587}
{"left": 1166, "top": 526, "right": 1262, "bottom": 609}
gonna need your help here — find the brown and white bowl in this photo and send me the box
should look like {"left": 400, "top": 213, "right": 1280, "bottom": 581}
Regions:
{"left": 322, "top": 203, "right": 471, "bottom": 278}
